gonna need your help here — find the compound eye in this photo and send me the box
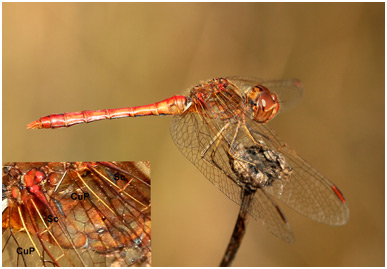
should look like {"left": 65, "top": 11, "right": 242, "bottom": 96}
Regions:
{"left": 260, "top": 91, "right": 276, "bottom": 112}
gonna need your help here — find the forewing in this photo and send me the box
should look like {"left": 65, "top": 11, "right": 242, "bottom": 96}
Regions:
{"left": 170, "top": 111, "right": 243, "bottom": 208}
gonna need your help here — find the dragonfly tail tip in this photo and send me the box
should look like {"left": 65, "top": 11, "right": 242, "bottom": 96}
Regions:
{"left": 26, "top": 120, "right": 42, "bottom": 129}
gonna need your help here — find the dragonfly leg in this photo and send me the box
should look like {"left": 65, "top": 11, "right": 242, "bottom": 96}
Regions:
{"left": 199, "top": 122, "right": 242, "bottom": 185}
{"left": 200, "top": 122, "right": 230, "bottom": 160}
{"left": 200, "top": 120, "right": 261, "bottom": 190}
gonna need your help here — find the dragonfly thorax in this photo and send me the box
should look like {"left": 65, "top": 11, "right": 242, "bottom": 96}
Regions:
{"left": 189, "top": 78, "right": 244, "bottom": 120}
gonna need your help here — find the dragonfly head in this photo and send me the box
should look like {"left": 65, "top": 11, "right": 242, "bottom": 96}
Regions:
{"left": 246, "top": 85, "right": 279, "bottom": 123}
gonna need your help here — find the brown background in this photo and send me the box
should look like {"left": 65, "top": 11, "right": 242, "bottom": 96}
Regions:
{"left": 3, "top": 3, "right": 384, "bottom": 266}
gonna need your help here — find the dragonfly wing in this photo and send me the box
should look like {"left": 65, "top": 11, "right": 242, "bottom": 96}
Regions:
{"left": 245, "top": 118, "right": 349, "bottom": 225}
{"left": 170, "top": 112, "right": 244, "bottom": 208}
{"left": 250, "top": 188, "right": 294, "bottom": 243}
{"left": 171, "top": 112, "right": 294, "bottom": 242}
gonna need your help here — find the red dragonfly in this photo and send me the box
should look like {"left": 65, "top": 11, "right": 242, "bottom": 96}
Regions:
{"left": 27, "top": 77, "right": 349, "bottom": 266}
{"left": 2, "top": 162, "right": 151, "bottom": 267}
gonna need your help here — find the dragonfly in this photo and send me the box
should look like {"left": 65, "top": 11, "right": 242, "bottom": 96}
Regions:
{"left": 27, "top": 77, "right": 349, "bottom": 266}
{"left": 2, "top": 161, "right": 151, "bottom": 267}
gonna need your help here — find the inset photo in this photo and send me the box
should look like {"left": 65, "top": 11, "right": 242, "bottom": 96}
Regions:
{"left": 2, "top": 161, "right": 151, "bottom": 267}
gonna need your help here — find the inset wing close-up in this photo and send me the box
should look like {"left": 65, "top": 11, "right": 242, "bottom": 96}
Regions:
{"left": 2, "top": 162, "right": 151, "bottom": 267}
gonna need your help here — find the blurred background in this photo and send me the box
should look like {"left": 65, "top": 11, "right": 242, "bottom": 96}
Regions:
{"left": 3, "top": 3, "right": 384, "bottom": 266}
